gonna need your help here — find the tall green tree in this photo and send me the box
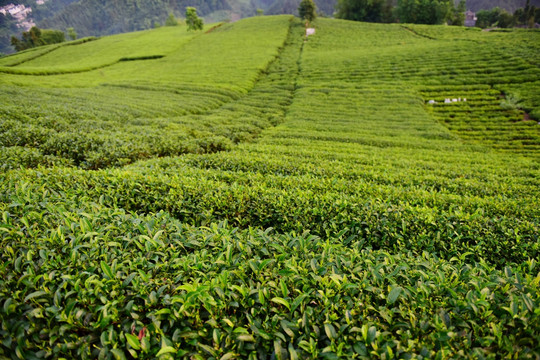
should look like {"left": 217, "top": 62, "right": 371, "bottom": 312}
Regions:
{"left": 396, "top": 0, "right": 454, "bottom": 24}
{"left": 450, "top": 0, "right": 466, "bottom": 25}
{"left": 476, "top": 7, "right": 515, "bottom": 27}
{"left": 298, "top": 0, "right": 317, "bottom": 23}
{"left": 336, "top": 0, "right": 388, "bottom": 23}
{"left": 11, "top": 26, "right": 42, "bottom": 51}
{"left": 497, "top": 9, "right": 515, "bottom": 27}
{"left": 476, "top": 8, "right": 499, "bottom": 27}
{"left": 185, "top": 7, "right": 203, "bottom": 31}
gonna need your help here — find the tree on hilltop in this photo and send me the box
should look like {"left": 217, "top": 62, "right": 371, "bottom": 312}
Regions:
{"left": 186, "top": 7, "right": 203, "bottom": 31}
{"left": 298, "top": 0, "right": 317, "bottom": 24}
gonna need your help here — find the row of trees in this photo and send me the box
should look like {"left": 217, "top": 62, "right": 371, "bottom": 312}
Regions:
{"left": 335, "top": 0, "right": 468, "bottom": 25}
{"left": 10, "top": 26, "right": 66, "bottom": 52}
{"left": 333, "top": 0, "right": 539, "bottom": 26}
{"left": 476, "top": 1, "right": 540, "bottom": 28}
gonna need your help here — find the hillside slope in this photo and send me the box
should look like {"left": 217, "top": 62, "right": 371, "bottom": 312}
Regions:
{"left": 0, "top": 16, "right": 293, "bottom": 167}
{"left": 1, "top": 17, "right": 539, "bottom": 359}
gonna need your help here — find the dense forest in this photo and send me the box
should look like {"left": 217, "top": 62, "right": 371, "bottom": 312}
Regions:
{"left": 258, "top": 0, "right": 540, "bottom": 18}
{"left": 333, "top": 0, "right": 540, "bottom": 25}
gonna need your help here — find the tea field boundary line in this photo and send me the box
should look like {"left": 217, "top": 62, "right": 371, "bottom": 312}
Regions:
{"left": 0, "top": 37, "right": 98, "bottom": 67}
{"left": 400, "top": 25, "right": 436, "bottom": 40}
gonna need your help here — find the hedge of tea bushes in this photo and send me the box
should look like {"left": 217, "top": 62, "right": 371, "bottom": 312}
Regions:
{"left": 0, "top": 16, "right": 293, "bottom": 90}
{"left": 0, "top": 17, "right": 299, "bottom": 170}
{"left": 0, "top": 190, "right": 538, "bottom": 359}
{"left": 1, "top": 16, "right": 540, "bottom": 359}
{"left": 2, "top": 159, "right": 538, "bottom": 271}
{"left": 1, "top": 26, "right": 195, "bottom": 73}
{"left": 420, "top": 86, "right": 540, "bottom": 154}
{"left": 0, "top": 37, "right": 98, "bottom": 68}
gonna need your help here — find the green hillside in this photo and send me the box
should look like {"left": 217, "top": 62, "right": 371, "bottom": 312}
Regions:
{"left": 1, "top": 16, "right": 539, "bottom": 359}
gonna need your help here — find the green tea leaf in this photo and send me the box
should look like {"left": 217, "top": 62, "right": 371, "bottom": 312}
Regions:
{"left": 125, "top": 333, "right": 141, "bottom": 350}
{"left": 141, "top": 336, "right": 150, "bottom": 353}
{"left": 324, "top": 323, "right": 337, "bottom": 340}
{"left": 288, "top": 343, "right": 299, "bottom": 360}
{"left": 291, "top": 294, "right": 309, "bottom": 313}
{"left": 100, "top": 261, "right": 114, "bottom": 279}
{"left": 274, "top": 340, "right": 285, "bottom": 360}
{"left": 387, "top": 286, "right": 402, "bottom": 305}
{"left": 220, "top": 353, "right": 237, "bottom": 360}
{"left": 24, "top": 290, "right": 47, "bottom": 302}
{"left": 237, "top": 334, "right": 255, "bottom": 342}
{"left": 271, "top": 297, "right": 290, "bottom": 310}
{"left": 198, "top": 343, "right": 217, "bottom": 357}
{"left": 111, "top": 348, "right": 127, "bottom": 360}
{"left": 156, "top": 345, "right": 176, "bottom": 356}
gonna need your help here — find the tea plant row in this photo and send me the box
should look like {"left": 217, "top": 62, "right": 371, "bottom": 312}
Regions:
{"left": 0, "top": 16, "right": 295, "bottom": 169}
{"left": 0, "top": 17, "right": 539, "bottom": 359}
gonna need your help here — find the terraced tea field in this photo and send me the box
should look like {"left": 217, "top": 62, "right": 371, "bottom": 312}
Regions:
{"left": 1, "top": 16, "right": 539, "bottom": 359}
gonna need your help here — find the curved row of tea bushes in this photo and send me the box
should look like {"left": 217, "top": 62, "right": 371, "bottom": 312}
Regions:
{"left": 0, "top": 17, "right": 298, "bottom": 169}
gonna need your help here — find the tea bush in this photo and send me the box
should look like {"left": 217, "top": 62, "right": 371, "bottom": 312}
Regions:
{"left": 1, "top": 16, "right": 539, "bottom": 359}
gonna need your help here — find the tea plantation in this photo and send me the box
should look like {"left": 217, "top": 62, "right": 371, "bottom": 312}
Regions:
{"left": 1, "top": 16, "right": 539, "bottom": 359}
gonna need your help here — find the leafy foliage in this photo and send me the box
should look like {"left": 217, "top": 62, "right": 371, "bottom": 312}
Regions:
{"left": 298, "top": 0, "right": 317, "bottom": 23}
{"left": 476, "top": 7, "right": 516, "bottom": 28}
{"left": 335, "top": 0, "right": 539, "bottom": 26}
{"left": 396, "top": 0, "right": 456, "bottom": 24}
{"left": 67, "top": 27, "right": 77, "bottom": 40}
{"left": 1, "top": 16, "right": 539, "bottom": 359}
{"left": 10, "top": 26, "right": 65, "bottom": 52}
{"left": 0, "top": 200, "right": 538, "bottom": 358}
{"left": 336, "top": 0, "right": 395, "bottom": 23}
{"left": 186, "top": 7, "right": 204, "bottom": 31}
